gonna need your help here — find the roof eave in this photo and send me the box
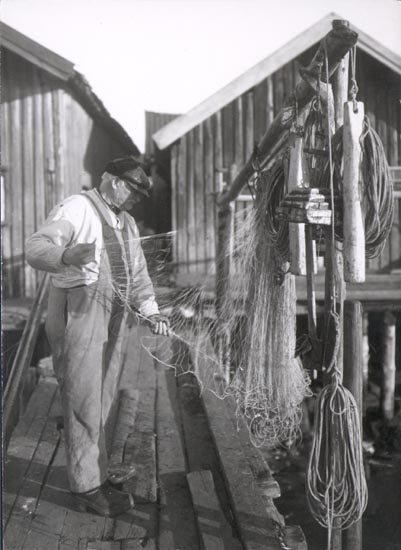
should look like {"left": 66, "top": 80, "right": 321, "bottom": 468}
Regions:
{"left": 153, "top": 12, "right": 401, "bottom": 150}
{"left": 0, "top": 22, "right": 75, "bottom": 81}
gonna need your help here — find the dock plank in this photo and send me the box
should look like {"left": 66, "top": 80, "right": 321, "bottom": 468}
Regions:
{"left": 193, "top": 336, "right": 285, "bottom": 550}
{"left": 156, "top": 364, "right": 200, "bottom": 550}
{"left": 118, "top": 326, "right": 158, "bottom": 503}
{"left": 187, "top": 470, "right": 242, "bottom": 550}
{"left": 4, "top": 377, "right": 58, "bottom": 520}
{"left": 4, "top": 382, "right": 66, "bottom": 550}
{"left": 112, "top": 325, "right": 158, "bottom": 547}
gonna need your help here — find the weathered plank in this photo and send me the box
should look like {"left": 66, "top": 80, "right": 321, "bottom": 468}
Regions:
{"left": 244, "top": 91, "right": 255, "bottom": 160}
{"left": 204, "top": 118, "right": 215, "bottom": 272}
{"left": 222, "top": 102, "right": 234, "bottom": 182}
{"left": 9, "top": 55, "right": 24, "bottom": 296}
{"left": 253, "top": 78, "right": 268, "bottom": 143}
{"left": 4, "top": 377, "right": 58, "bottom": 520}
{"left": 187, "top": 470, "right": 242, "bottom": 550}
{"left": 4, "top": 381, "right": 66, "bottom": 550}
{"left": 170, "top": 144, "right": 178, "bottom": 268}
{"left": 186, "top": 131, "right": 197, "bottom": 273}
{"left": 194, "top": 337, "right": 285, "bottom": 549}
{"left": 119, "top": 330, "right": 157, "bottom": 503}
{"left": 21, "top": 61, "right": 36, "bottom": 297}
{"left": 194, "top": 124, "right": 206, "bottom": 272}
{"left": 42, "top": 78, "right": 56, "bottom": 214}
{"left": 156, "top": 364, "right": 200, "bottom": 550}
{"left": 52, "top": 88, "right": 66, "bottom": 203}
{"left": 176, "top": 138, "right": 188, "bottom": 273}
{"left": 112, "top": 326, "right": 158, "bottom": 546}
{"left": 32, "top": 66, "right": 46, "bottom": 230}
{"left": 108, "top": 389, "right": 139, "bottom": 472}
{"left": 273, "top": 67, "right": 285, "bottom": 117}
{"left": 234, "top": 96, "right": 244, "bottom": 167}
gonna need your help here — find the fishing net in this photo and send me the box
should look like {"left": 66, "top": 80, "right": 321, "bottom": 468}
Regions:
{"left": 93, "top": 166, "right": 311, "bottom": 450}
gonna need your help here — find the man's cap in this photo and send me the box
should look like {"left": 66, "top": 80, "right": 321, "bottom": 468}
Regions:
{"left": 105, "top": 157, "right": 151, "bottom": 197}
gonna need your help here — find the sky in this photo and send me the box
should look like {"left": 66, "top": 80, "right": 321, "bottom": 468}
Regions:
{"left": 2, "top": 0, "right": 401, "bottom": 152}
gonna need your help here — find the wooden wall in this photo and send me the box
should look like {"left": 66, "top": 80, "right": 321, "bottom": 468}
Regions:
{"left": 1, "top": 49, "right": 133, "bottom": 299}
{"left": 170, "top": 47, "right": 401, "bottom": 277}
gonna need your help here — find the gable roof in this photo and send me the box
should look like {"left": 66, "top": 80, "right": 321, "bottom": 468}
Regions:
{"left": 1, "top": 21, "right": 75, "bottom": 80}
{"left": 1, "top": 22, "right": 139, "bottom": 155}
{"left": 153, "top": 12, "right": 401, "bottom": 150}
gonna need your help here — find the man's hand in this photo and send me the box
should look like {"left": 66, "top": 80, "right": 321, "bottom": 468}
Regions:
{"left": 148, "top": 314, "right": 170, "bottom": 336}
{"left": 62, "top": 242, "right": 96, "bottom": 267}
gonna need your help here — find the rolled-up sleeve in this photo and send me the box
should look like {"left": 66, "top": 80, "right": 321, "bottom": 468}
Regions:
{"left": 26, "top": 211, "right": 74, "bottom": 273}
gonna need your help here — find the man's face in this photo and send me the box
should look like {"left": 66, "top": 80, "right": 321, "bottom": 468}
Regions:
{"left": 112, "top": 178, "right": 145, "bottom": 210}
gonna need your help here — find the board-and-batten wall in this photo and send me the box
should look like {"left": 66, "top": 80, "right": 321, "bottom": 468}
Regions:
{"left": 1, "top": 49, "right": 132, "bottom": 299}
{"left": 170, "top": 48, "right": 401, "bottom": 277}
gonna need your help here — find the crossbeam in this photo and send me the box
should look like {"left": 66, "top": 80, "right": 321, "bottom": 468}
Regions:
{"left": 218, "top": 19, "right": 358, "bottom": 207}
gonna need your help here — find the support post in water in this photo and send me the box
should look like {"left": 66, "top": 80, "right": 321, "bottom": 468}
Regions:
{"left": 381, "top": 311, "right": 396, "bottom": 422}
{"left": 343, "top": 300, "right": 363, "bottom": 550}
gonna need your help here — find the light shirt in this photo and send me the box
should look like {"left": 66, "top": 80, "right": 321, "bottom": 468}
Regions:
{"left": 26, "top": 190, "right": 159, "bottom": 317}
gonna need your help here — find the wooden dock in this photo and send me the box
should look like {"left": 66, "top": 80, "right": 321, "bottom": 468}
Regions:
{"left": 3, "top": 320, "right": 308, "bottom": 550}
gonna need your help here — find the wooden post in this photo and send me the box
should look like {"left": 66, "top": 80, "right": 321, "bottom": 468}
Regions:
{"left": 342, "top": 101, "right": 366, "bottom": 282}
{"left": 381, "top": 311, "right": 396, "bottom": 421}
{"left": 287, "top": 133, "right": 307, "bottom": 276}
{"left": 362, "top": 313, "right": 370, "bottom": 415}
{"left": 323, "top": 51, "right": 350, "bottom": 550}
{"left": 343, "top": 300, "right": 363, "bottom": 550}
{"left": 333, "top": 53, "right": 349, "bottom": 131}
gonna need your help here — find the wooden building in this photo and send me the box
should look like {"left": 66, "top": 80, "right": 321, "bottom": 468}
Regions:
{"left": 153, "top": 13, "right": 401, "bottom": 289}
{"left": 1, "top": 22, "right": 139, "bottom": 300}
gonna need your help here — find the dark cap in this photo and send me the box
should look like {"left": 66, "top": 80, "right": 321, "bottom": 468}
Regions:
{"left": 104, "top": 157, "right": 151, "bottom": 197}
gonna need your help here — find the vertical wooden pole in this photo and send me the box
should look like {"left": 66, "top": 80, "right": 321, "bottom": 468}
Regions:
{"left": 324, "top": 53, "right": 349, "bottom": 550}
{"left": 287, "top": 133, "right": 307, "bottom": 276}
{"left": 333, "top": 54, "right": 349, "bottom": 131}
{"left": 343, "top": 300, "right": 363, "bottom": 550}
{"left": 362, "top": 313, "right": 370, "bottom": 415}
{"left": 381, "top": 311, "right": 396, "bottom": 422}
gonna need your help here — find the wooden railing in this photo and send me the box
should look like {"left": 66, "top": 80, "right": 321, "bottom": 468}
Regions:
{"left": 3, "top": 273, "right": 50, "bottom": 446}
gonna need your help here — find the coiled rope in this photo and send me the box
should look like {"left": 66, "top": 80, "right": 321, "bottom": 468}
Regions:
{"left": 306, "top": 46, "right": 369, "bottom": 549}
{"left": 319, "top": 118, "right": 394, "bottom": 258}
{"left": 307, "top": 371, "right": 368, "bottom": 546}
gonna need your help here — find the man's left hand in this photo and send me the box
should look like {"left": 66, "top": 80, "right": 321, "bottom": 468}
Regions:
{"left": 148, "top": 314, "right": 170, "bottom": 336}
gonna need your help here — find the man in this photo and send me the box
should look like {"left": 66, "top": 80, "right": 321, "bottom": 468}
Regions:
{"left": 26, "top": 157, "right": 169, "bottom": 517}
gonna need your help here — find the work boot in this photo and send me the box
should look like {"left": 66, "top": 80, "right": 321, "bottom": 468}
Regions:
{"left": 108, "top": 463, "right": 137, "bottom": 485}
{"left": 73, "top": 481, "right": 134, "bottom": 517}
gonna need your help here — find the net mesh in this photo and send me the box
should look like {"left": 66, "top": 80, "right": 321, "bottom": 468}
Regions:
{"left": 99, "top": 170, "right": 311, "bottom": 449}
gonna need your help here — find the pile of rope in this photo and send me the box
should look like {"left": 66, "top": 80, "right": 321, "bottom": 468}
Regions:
{"left": 318, "top": 116, "right": 394, "bottom": 259}
{"left": 307, "top": 370, "right": 368, "bottom": 546}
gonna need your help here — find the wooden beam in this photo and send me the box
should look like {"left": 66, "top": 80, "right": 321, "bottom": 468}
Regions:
{"left": 0, "top": 22, "right": 74, "bottom": 81}
{"left": 381, "top": 311, "right": 397, "bottom": 421}
{"left": 154, "top": 15, "right": 361, "bottom": 150}
{"left": 4, "top": 273, "right": 50, "bottom": 442}
{"left": 343, "top": 301, "right": 364, "bottom": 550}
{"left": 187, "top": 470, "right": 242, "bottom": 550}
{"left": 218, "top": 19, "right": 358, "bottom": 207}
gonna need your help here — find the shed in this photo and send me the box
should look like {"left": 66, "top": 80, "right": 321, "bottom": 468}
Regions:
{"left": 153, "top": 13, "right": 401, "bottom": 288}
{"left": 1, "top": 22, "right": 140, "bottom": 299}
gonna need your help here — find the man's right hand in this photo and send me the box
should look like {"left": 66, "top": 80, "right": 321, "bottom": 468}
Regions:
{"left": 62, "top": 242, "right": 96, "bottom": 267}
